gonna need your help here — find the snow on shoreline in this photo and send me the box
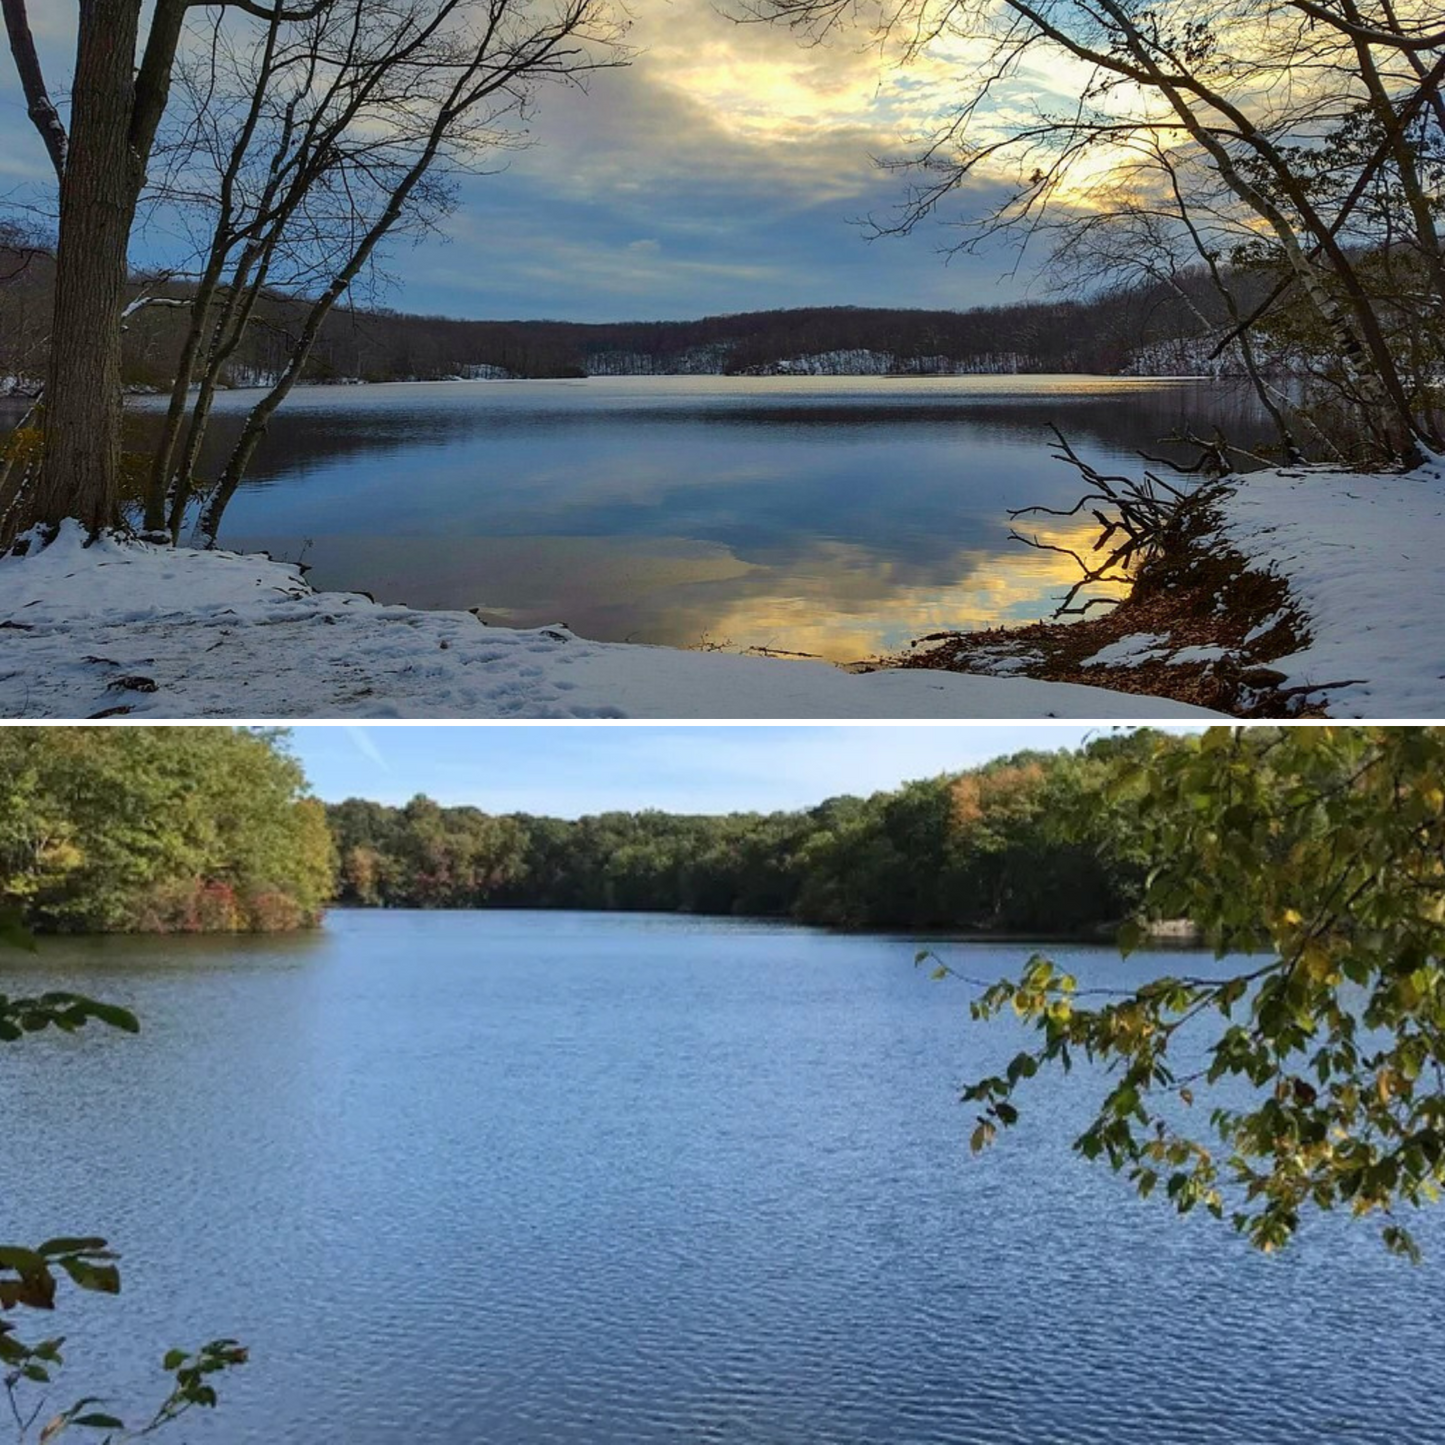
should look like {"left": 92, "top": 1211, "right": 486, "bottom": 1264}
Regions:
{"left": 0, "top": 524, "right": 1218, "bottom": 720}
{"left": 1214, "top": 456, "right": 1445, "bottom": 717}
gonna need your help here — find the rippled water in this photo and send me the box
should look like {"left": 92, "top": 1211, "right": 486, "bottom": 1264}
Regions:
{"left": 118, "top": 375, "right": 1271, "bottom": 660}
{"left": 4, "top": 910, "right": 1441, "bottom": 1444}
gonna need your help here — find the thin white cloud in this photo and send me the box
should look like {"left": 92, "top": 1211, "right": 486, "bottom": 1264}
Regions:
{"left": 344, "top": 725, "right": 390, "bottom": 773}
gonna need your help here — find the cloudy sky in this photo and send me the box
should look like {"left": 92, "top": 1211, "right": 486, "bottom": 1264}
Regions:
{"left": 288, "top": 724, "right": 1205, "bottom": 815}
{"left": 0, "top": 0, "right": 1055, "bottom": 321}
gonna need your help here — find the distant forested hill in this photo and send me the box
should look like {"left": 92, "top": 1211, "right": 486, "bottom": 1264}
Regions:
{"left": 0, "top": 729, "right": 1188, "bottom": 938}
{"left": 0, "top": 224, "right": 1275, "bottom": 391}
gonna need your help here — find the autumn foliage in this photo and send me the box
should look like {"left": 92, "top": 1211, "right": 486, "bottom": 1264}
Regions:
{"left": 0, "top": 729, "right": 333, "bottom": 933}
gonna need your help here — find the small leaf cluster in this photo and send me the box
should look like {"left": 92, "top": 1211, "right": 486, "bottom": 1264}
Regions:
{"left": 0, "top": 993, "right": 138, "bottom": 1044}
{"left": 0, "top": 1240, "right": 120, "bottom": 1316}
{"left": 150, "top": 1341, "right": 249, "bottom": 1424}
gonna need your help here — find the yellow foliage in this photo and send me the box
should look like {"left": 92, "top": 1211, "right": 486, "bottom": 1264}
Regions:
{"left": 36, "top": 838, "right": 84, "bottom": 875}
{"left": 949, "top": 762, "right": 1046, "bottom": 830}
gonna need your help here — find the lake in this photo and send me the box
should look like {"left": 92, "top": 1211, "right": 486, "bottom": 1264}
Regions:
{"left": 3, "top": 910, "right": 1441, "bottom": 1444}
{"left": 125, "top": 375, "right": 1270, "bottom": 660}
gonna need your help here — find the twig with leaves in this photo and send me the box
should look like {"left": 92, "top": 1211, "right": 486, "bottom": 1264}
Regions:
{"left": 922, "top": 726, "right": 1445, "bottom": 1263}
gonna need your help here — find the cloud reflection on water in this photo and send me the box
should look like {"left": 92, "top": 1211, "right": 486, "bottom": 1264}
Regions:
{"left": 148, "top": 376, "right": 1266, "bottom": 659}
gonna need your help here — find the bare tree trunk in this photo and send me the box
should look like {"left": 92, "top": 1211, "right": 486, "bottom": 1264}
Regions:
{"left": 168, "top": 253, "right": 275, "bottom": 539}
{"left": 30, "top": 0, "right": 144, "bottom": 534}
{"left": 184, "top": 0, "right": 619, "bottom": 544}
{"left": 198, "top": 117, "right": 458, "bottom": 545}
{"left": 2, "top": 0, "right": 66, "bottom": 178}
{"left": 197, "top": 251, "right": 406, "bottom": 547}
{"left": 144, "top": 8, "right": 287, "bottom": 536}
{"left": 144, "top": 289, "right": 216, "bottom": 537}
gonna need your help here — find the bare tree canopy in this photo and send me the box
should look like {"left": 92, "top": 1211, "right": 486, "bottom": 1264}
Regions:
{"left": 1, "top": 0, "right": 624, "bottom": 542}
{"left": 754, "top": 0, "right": 1445, "bottom": 462}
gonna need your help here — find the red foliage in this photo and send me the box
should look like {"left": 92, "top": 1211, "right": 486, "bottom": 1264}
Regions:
{"left": 129, "top": 878, "right": 316, "bottom": 933}
{"left": 243, "top": 889, "right": 307, "bottom": 932}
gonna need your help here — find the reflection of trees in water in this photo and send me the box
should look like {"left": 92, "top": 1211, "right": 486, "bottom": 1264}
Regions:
{"left": 121, "top": 381, "right": 1273, "bottom": 493}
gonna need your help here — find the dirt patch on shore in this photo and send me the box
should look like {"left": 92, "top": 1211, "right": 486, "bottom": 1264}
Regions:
{"left": 889, "top": 486, "right": 1327, "bottom": 717}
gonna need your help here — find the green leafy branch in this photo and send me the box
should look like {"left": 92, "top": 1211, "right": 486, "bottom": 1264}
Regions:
{"left": 932, "top": 726, "right": 1445, "bottom": 1262}
{"left": 0, "top": 995, "right": 138, "bottom": 1044}
{"left": 4, "top": 1333, "right": 247, "bottom": 1445}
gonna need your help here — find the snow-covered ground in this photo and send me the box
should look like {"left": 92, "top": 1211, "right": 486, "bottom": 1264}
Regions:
{"left": 1214, "top": 455, "right": 1445, "bottom": 716}
{"left": 1078, "top": 634, "right": 1231, "bottom": 668}
{"left": 0, "top": 524, "right": 1218, "bottom": 720}
{"left": 1080, "top": 633, "right": 1174, "bottom": 668}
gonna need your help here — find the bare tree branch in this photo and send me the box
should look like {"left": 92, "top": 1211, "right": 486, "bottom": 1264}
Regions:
{"left": 1, "top": 0, "right": 66, "bottom": 180}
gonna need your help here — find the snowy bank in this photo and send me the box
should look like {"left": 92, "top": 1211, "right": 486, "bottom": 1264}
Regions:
{"left": 0, "top": 524, "right": 1219, "bottom": 719}
{"left": 896, "top": 454, "right": 1445, "bottom": 718}
{"left": 1214, "top": 455, "right": 1445, "bottom": 717}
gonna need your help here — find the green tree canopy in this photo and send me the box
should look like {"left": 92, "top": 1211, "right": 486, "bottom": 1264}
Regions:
{"left": 0, "top": 728, "right": 334, "bottom": 933}
{"left": 325, "top": 741, "right": 1150, "bottom": 934}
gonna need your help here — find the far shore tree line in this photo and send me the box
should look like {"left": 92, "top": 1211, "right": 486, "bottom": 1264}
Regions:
{"left": 0, "top": 725, "right": 1151, "bottom": 937}
{"left": 0, "top": 242, "right": 1285, "bottom": 390}
{"left": 325, "top": 740, "right": 1150, "bottom": 933}
{"left": 1, "top": 0, "right": 1442, "bottom": 551}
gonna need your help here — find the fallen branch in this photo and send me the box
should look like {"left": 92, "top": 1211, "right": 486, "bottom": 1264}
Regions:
{"left": 1004, "top": 527, "right": 1137, "bottom": 616}
{"left": 1008, "top": 427, "right": 1224, "bottom": 617}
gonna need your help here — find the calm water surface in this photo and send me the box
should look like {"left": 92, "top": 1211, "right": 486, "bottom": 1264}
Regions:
{"left": 123, "top": 376, "right": 1270, "bottom": 659}
{"left": 3, "top": 911, "right": 1441, "bottom": 1444}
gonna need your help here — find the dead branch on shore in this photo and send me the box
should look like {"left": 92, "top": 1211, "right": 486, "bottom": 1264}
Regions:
{"left": 1008, "top": 426, "right": 1223, "bottom": 617}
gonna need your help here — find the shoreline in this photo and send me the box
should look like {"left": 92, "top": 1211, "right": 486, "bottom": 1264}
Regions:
{"left": 2, "top": 368, "right": 1232, "bottom": 407}
{"left": 21, "top": 904, "right": 1201, "bottom": 948}
{"left": 889, "top": 479, "right": 1311, "bottom": 717}
{"left": 10, "top": 449, "right": 1441, "bottom": 718}
{"left": 889, "top": 455, "right": 1445, "bottom": 719}
{"left": 0, "top": 522, "right": 1220, "bottom": 720}
{"left": 6, "top": 431, "right": 1439, "bottom": 719}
